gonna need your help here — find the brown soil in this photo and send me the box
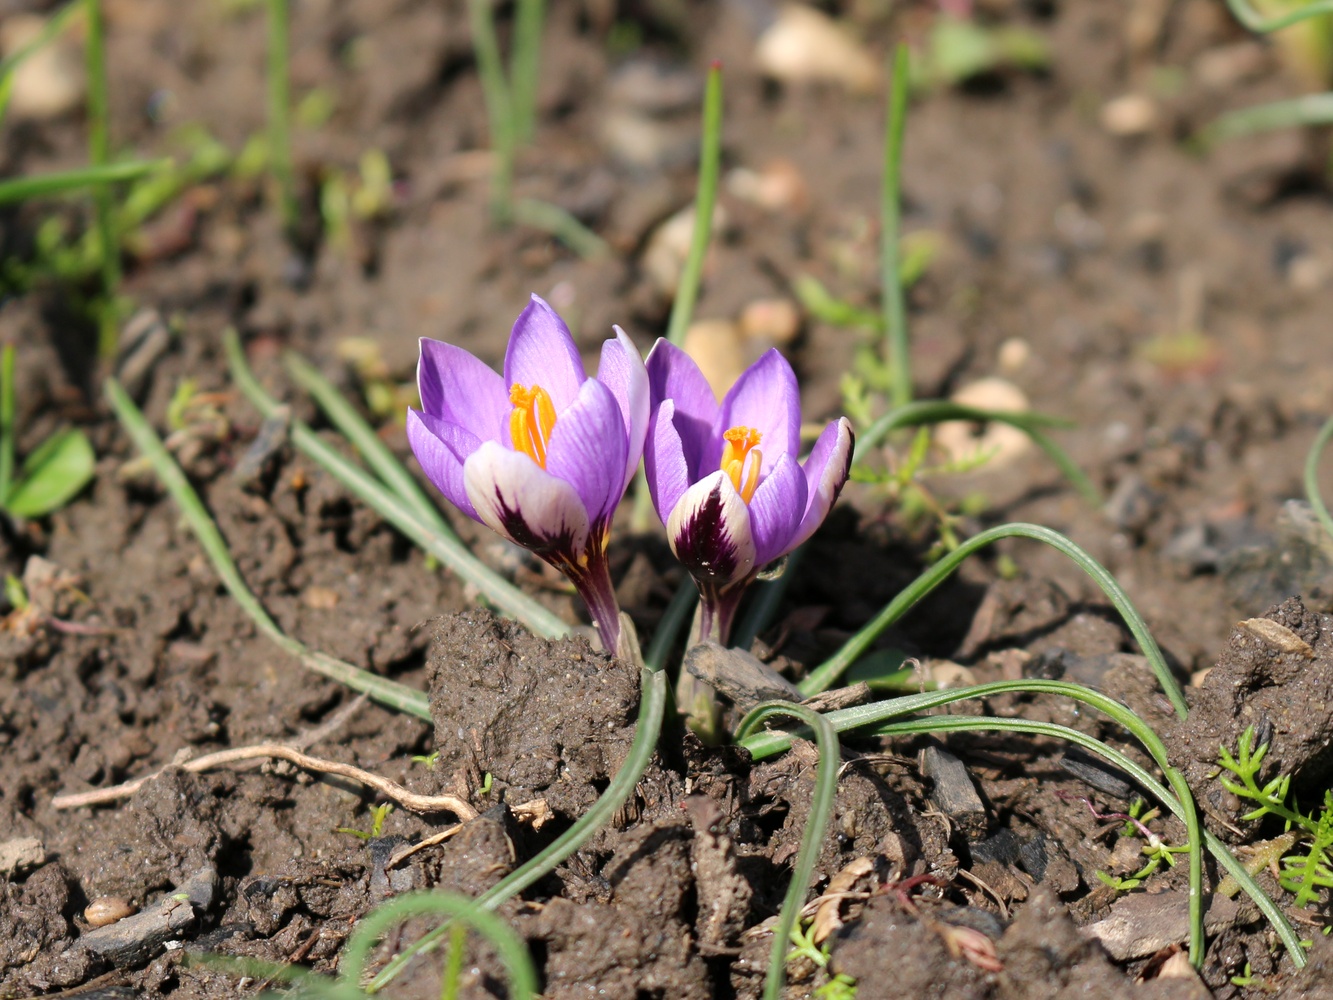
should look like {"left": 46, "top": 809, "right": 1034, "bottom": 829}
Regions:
{"left": 4, "top": 0, "right": 1333, "bottom": 997}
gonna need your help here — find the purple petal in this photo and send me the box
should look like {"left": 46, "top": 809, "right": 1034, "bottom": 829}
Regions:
{"left": 418, "top": 338, "right": 509, "bottom": 443}
{"left": 464, "top": 441, "right": 591, "bottom": 560}
{"left": 596, "top": 326, "right": 649, "bottom": 493}
{"left": 504, "top": 295, "right": 587, "bottom": 413}
{"left": 666, "top": 471, "right": 756, "bottom": 588}
{"left": 544, "top": 377, "right": 628, "bottom": 527}
{"left": 747, "top": 453, "right": 808, "bottom": 566}
{"left": 644, "top": 399, "right": 691, "bottom": 523}
{"left": 406, "top": 408, "right": 483, "bottom": 519}
{"left": 791, "top": 417, "right": 854, "bottom": 548}
{"left": 646, "top": 339, "right": 718, "bottom": 480}
{"left": 715, "top": 349, "right": 801, "bottom": 474}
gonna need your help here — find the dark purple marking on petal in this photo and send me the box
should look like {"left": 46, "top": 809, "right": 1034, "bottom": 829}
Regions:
{"left": 671, "top": 482, "right": 747, "bottom": 586}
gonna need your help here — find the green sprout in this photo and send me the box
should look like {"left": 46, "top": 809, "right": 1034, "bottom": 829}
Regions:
{"left": 1217, "top": 726, "right": 1333, "bottom": 907}
{"left": 466, "top": 0, "right": 605, "bottom": 255}
{"left": 787, "top": 919, "right": 859, "bottom": 1000}
{"left": 1085, "top": 798, "right": 1192, "bottom": 893}
{"left": 410, "top": 750, "right": 440, "bottom": 770}
{"left": 0, "top": 346, "right": 95, "bottom": 520}
{"left": 336, "top": 803, "right": 395, "bottom": 841}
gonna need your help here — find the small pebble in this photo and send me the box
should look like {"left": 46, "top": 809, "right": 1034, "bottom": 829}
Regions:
{"left": 1100, "top": 94, "right": 1158, "bottom": 136}
{"left": 933, "top": 377, "right": 1033, "bottom": 468}
{"left": 0, "top": 15, "right": 83, "bottom": 120}
{"left": 682, "top": 320, "right": 748, "bottom": 399}
{"left": 754, "top": 4, "right": 881, "bottom": 93}
{"left": 85, "top": 897, "right": 136, "bottom": 928}
{"left": 738, "top": 298, "right": 800, "bottom": 346}
{"left": 725, "top": 160, "right": 810, "bottom": 214}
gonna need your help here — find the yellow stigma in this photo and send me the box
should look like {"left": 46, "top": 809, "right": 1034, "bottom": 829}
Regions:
{"left": 510, "top": 383, "right": 557, "bottom": 467}
{"left": 720, "top": 426, "right": 762, "bottom": 503}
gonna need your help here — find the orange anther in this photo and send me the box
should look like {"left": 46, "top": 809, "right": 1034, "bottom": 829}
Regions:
{"left": 509, "top": 384, "right": 557, "bottom": 467}
{"left": 720, "top": 425, "right": 763, "bottom": 503}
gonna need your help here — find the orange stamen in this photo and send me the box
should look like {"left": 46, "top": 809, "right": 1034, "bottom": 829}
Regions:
{"left": 720, "top": 425, "right": 763, "bottom": 503}
{"left": 509, "top": 384, "right": 557, "bottom": 467}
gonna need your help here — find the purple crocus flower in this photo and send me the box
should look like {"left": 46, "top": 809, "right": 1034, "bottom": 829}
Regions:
{"left": 644, "top": 341, "right": 854, "bottom": 644}
{"left": 407, "top": 295, "right": 647, "bottom": 652}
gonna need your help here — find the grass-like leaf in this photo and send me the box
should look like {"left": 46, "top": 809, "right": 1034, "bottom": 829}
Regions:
{"left": 0, "top": 159, "right": 172, "bottom": 206}
{"left": 4, "top": 427, "right": 95, "bottom": 518}
{"left": 799, "top": 522, "right": 1187, "bottom": 721}
{"left": 1304, "top": 412, "right": 1333, "bottom": 542}
{"left": 1223, "top": 0, "right": 1333, "bottom": 33}
{"left": 739, "top": 702, "right": 839, "bottom": 1000}
{"left": 854, "top": 400, "right": 1099, "bottom": 505}
{"left": 105, "top": 376, "right": 432, "bottom": 720}
{"left": 369, "top": 637, "right": 672, "bottom": 990}
{"left": 224, "top": 330, "right": 571, "bottom": 639}
{"left": 665, "top": 62, "right": 723, "bottom": 348}
{"left": 882, "top": 44, "right": 911, "bottom": 407}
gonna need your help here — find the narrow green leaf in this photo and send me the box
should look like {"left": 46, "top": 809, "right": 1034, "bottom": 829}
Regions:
{"left": 4, "top": 427, "right": 95, "bottom": 517}
{"left": 104, "top": 377, "right": 431, "bottom": 720}
{"left": 0, "top": 159, "right": 171, "bottom": 206}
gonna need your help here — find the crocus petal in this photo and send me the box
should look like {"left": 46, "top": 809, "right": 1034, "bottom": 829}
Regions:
{"left": 646, "top": 339, "right": 719, "bottom": 480}
{"left": 504, "top": 294, "right": 587, "bottom": 413}
{"left": 596, "top": 326, "right": 649, "bottom": 492}
{"left": 644, "top": 399, "right": 692, "bottom": 522}
{"left": 666, "top": 471, "right": 756, "bottom": 588}
{"left": 791, "top": 417, "right": 854, "bottom": 548}
{"left": 747, "top": 452, "right": 808, "bottom": 567}
{"left": 418, "top": 338, "right": 510, "bottom": 443}
{"left": 544, "top": 377, "right": 628, "bottom": 527}
{"left": 464, "top": 441, "right": 591, "bottom": 560}
{"left": 407, "top": 408, "right": 482, "bottom": 519}
{"left": 714, "top": 349, "right": 801, "bottom": 474}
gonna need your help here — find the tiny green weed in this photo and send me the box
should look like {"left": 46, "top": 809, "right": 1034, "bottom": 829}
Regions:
{"left": 0, "top": 346, "right": 95, "bottom": 520}
{"left": 1217, "top": 726, "right": 1333, "bottom": 907}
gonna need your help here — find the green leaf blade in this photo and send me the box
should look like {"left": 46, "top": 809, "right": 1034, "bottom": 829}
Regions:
{"left": 4, "top": 427, "right": 95, "bottom": 517}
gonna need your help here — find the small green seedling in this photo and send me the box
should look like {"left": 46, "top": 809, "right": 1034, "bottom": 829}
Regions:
{"left": 409, "top": 750, "right": 439, "bottom": 770}
{"left": 787, "top": 917, "right": 858, "bottom": 1000}
{"left": 1217, "top": 726, "right": 1333, "bottom": 907}
{"left": 1087, "top": 797, "right": 1191, "bottom": 892}
{"left": 0, "top": 346, "right": 95, "bottom": 520}
{"left": 336, "top": 802, "right": 394, "bottom": 841}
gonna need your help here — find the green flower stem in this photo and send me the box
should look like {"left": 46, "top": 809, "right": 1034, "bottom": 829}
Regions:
{"left": 665, "top": 62, "right": 723, "bottom": 348}
{"left": 225, "top": 331, "right": 570, "bottom": 639}
{"left": 882, "top": 44, "right": 911, "bottom": 408}
{"left": 105, "top": 377, "right": 432, "bottom": 720}
{"left": 282, "top": 350, "right": 457, "bottom": 542}
{"left": 266, "top": 0, "right": 297, "bottom": 234}
{"left": 740, "top": 678, "right": 1205, "bottom": 965}
{"left": 342, "top": 893, "right": 537, "bottom": 998}
{"left": 366, "top": 663, "right": 670, "bottom": 992}
{"left": 1224, "top": 0, "right": 1333, "bottom": 33}
{"left": 853, "top": 400, "right": 1098, "bottom": 504}
{"left": 0, "top": 159, "right": 169, "bottom": 205}
{"left": 1303, "top": 413, "right": 1333, "bottom": 542}
{"left": 739, "top": 703, "right": 839, "bottom": 1000}
{"left": 799, "top": 522, "right": 1188, "bottom": 722}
